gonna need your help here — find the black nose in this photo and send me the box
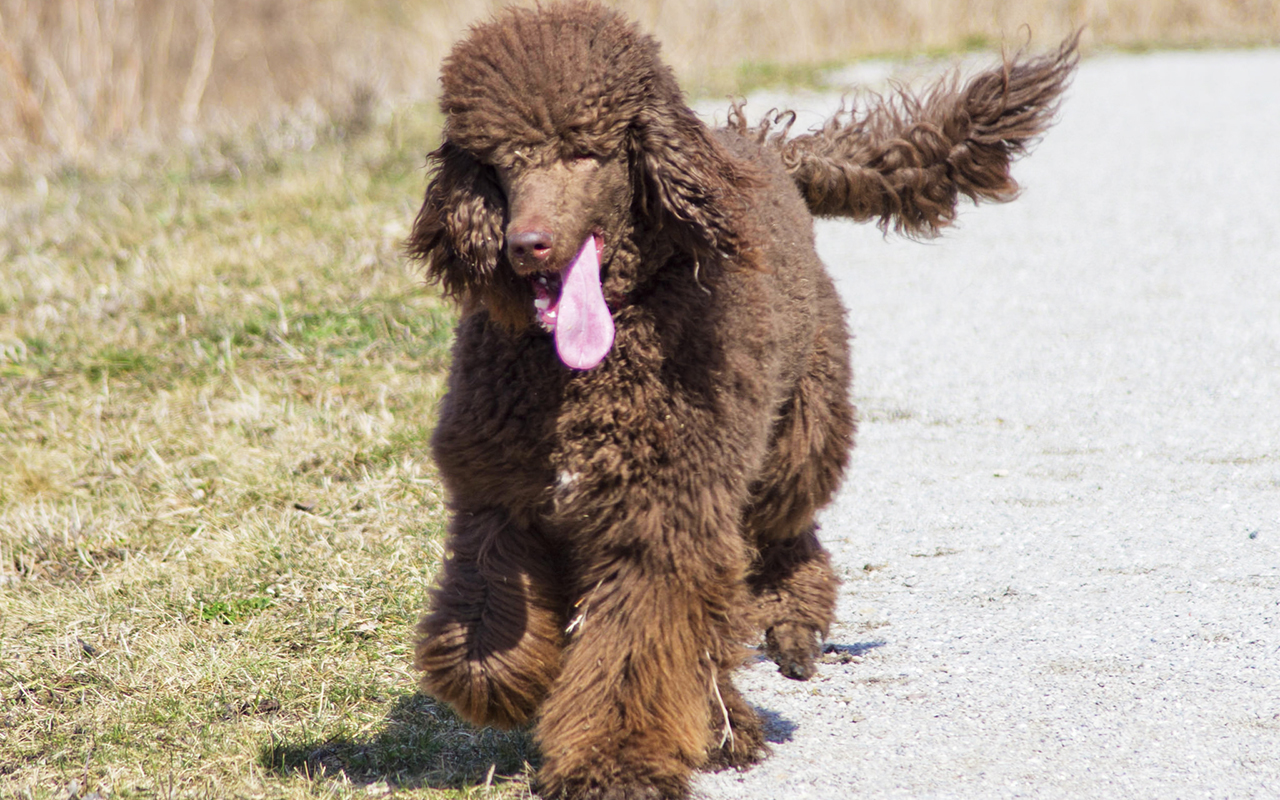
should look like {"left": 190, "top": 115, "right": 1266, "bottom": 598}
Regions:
{"left": 508, "top": 229, "right": 554, "bottom": 266}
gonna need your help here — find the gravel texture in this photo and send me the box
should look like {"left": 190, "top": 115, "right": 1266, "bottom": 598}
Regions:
{"left": 695, "top": 48, "right": 1280, "bottom": 799}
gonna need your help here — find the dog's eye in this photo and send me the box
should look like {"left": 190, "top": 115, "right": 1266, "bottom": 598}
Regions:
{"left": 493, "top": 165, "right": 513, "bottom": 191}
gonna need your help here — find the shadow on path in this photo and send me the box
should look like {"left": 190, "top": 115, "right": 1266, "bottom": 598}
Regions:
{"left": 822, "top": 640, "right": 887, "bottom": 662}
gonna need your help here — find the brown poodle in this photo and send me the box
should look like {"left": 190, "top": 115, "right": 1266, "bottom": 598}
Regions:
{"left": 407, "top": 3, "right": 1077, "bottom": 798}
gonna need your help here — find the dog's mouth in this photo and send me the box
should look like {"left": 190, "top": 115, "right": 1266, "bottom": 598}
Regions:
{"left": 531, "top": 273, "right": 563, "bottom": 329}
{"left": 529, "top": 233, "right": 614, "bottom": 370}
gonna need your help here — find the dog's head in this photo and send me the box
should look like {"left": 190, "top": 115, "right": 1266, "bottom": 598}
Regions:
{"left": 407, "top": 1, "right": 753, "bottom": 369}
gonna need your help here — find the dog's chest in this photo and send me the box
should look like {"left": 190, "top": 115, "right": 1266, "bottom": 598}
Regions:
{"left": 430, "top": 323, "right": 567, "bottom": 508}
{"left": 434, "top": 308, "right": 750, "bottom": 525}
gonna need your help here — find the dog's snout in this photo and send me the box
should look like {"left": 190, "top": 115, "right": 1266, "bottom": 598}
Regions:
{"left": 508, "top": 229, "right": 555, "bottom": 268}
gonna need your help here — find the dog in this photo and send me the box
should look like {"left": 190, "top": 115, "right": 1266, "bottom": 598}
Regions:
{"left": 407, "top": 3, "right": 1077, "bottom": 797}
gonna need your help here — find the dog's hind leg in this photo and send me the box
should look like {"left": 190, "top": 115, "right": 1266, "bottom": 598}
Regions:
{"left": 414, "top": 508, "right": 567, "bottom": 728}
{"left": 748, "top": 526, "right": 840, "bottom": 680}
{"left": 745, "top": 300, "right": 855, "bottom": 680}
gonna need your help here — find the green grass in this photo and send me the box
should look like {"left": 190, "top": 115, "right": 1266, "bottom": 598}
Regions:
{"left": 0, "top": 104, "right": 535, "bottom": 798}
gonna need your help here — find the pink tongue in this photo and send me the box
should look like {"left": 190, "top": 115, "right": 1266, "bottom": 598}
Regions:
{"left": 554, "top": 235, "right": 614, "bottom": 370}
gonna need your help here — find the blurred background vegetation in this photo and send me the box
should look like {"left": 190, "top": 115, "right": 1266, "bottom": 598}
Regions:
{"left": 2, "top": 0, "right": 1278, "bottom": 170}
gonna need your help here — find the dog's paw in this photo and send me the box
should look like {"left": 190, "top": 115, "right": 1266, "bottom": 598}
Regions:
{"left": 704, "top": 724, "right": 768, "bottom": 772}
{"left": 704, "top": 678, "right": 768, "bottom": 771}
{"left": 764, "top": 622, "right": 822, "bottom": 681}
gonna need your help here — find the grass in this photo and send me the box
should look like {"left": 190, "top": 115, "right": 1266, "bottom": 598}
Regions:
{"left": 3, "top": 0, "right": 1279, "bottom": 169}
{"left": 0, "top": 103, "right": 541, "bottom": 798}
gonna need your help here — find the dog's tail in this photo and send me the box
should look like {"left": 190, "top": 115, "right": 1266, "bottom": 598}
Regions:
{"left": 733, "top": 32, "right": 1079, "bottom": 237}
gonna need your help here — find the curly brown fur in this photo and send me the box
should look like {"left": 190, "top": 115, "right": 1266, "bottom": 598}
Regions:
{"left": 732, "top": 32, "right": 1080, "bottom": 236}
{"left": 407, "top": 3, "right": 1075, "bottom": 798}
{"left": 413, "top": 508, "right": 567, "bottom": 728}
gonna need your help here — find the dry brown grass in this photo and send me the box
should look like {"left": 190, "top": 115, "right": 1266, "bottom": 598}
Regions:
{"left": 2, "top": 0, "right": 1278, "bottom": 167}
{"left": 0, "top": 0, "right": 420, "bottom": 166}
{"left": 636, "top": 0, "right": 1280, "bottom": 79}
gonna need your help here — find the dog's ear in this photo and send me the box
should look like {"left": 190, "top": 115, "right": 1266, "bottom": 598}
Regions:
{"left": 632, "top": 82, "right": 754, "bottom": 262}
{"left": 407, "top": 141, "right": 503, "bottom": 297}
{"left": 406, "top": 141, "right": 527, "bottom": 325}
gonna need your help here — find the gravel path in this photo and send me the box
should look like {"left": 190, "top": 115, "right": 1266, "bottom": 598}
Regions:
{"left": 695, "top": 48, "right": 1280, "bottom": 799}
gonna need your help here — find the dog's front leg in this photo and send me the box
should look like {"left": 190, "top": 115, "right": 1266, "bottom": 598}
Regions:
{"left": 531, "top": 511, "right": 751, "bottom": 800}
{"left": 414, "top": 507, "right": 567, "bottom": 728}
